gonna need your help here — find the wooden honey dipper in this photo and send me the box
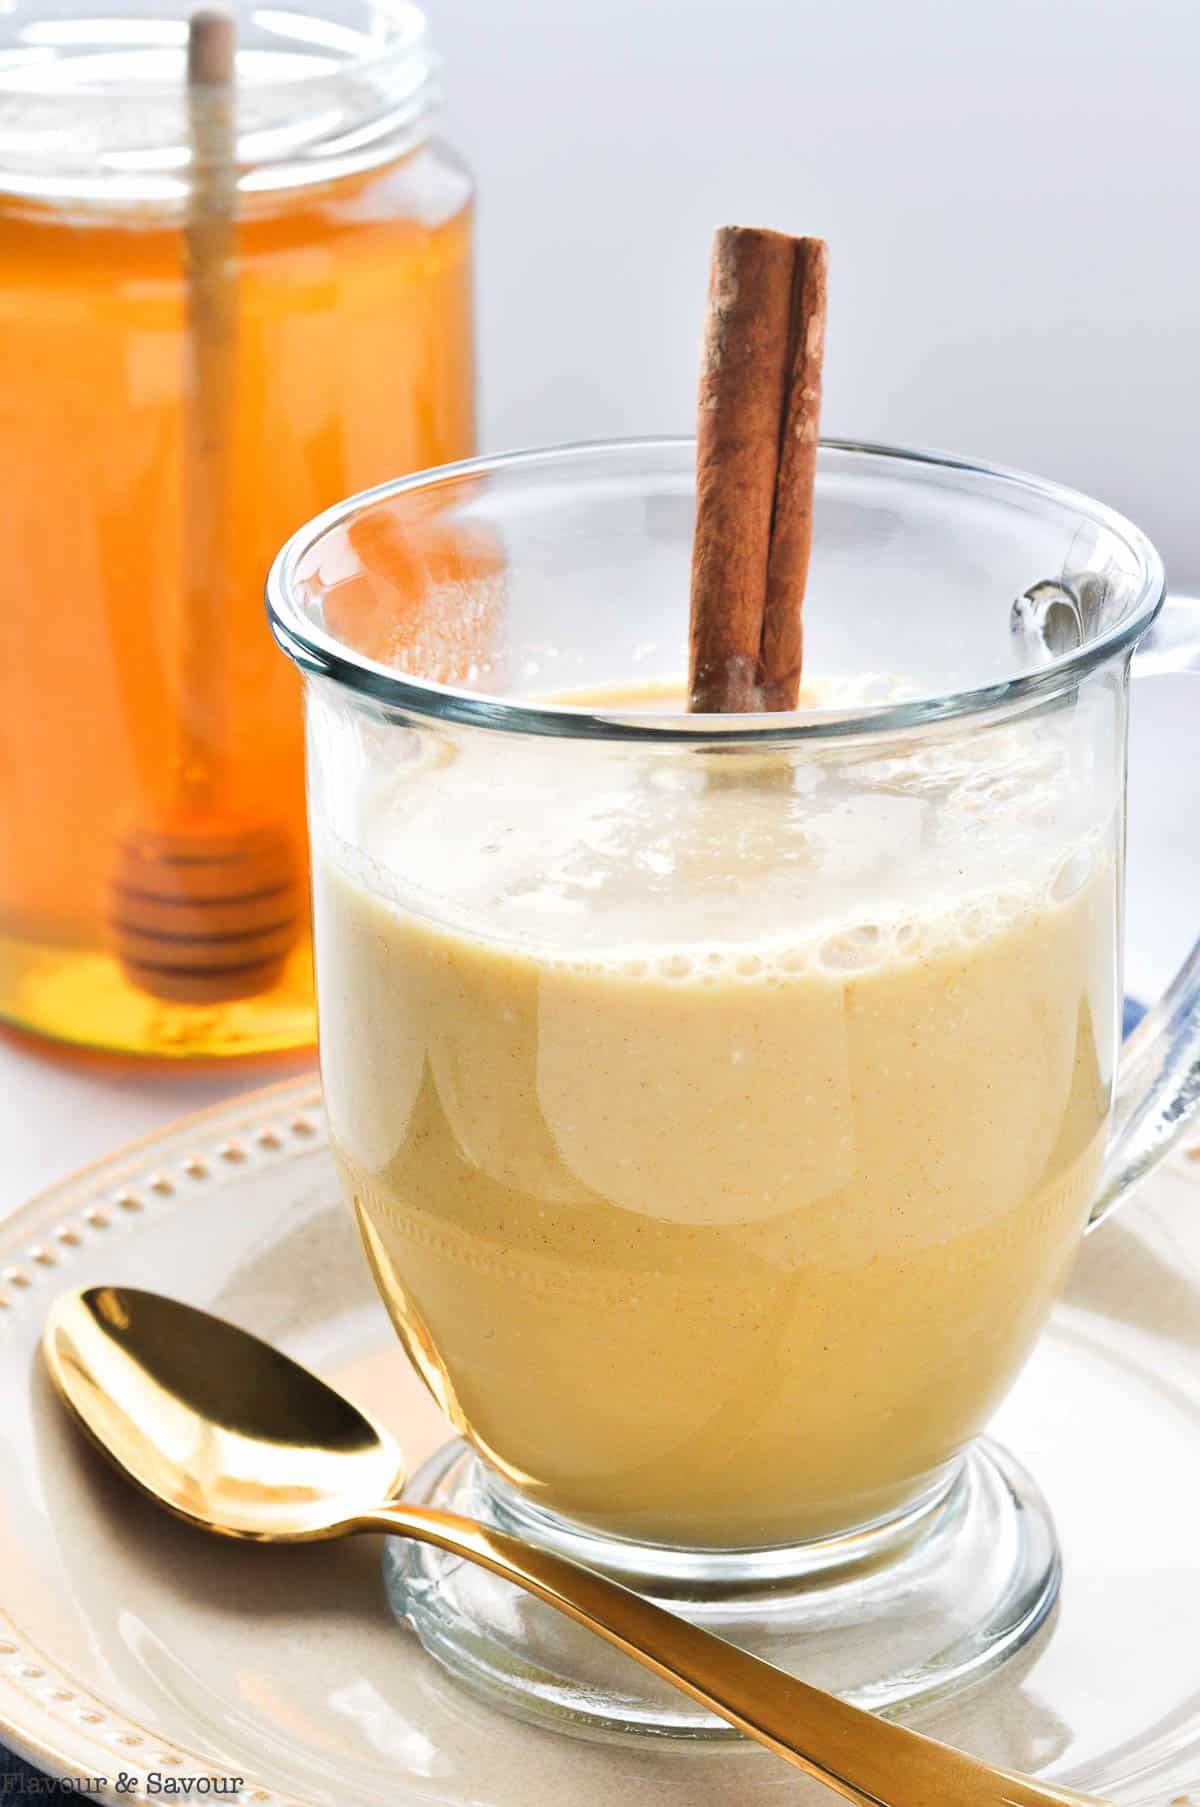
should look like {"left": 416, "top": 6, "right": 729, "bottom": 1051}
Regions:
{"left": 110, "top": 8, "right": 299, "bottom": 1008}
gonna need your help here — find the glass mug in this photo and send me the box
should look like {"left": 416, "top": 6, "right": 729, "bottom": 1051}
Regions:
{"left": 268, "top": 440, "right": 1196, "bottom": 1735}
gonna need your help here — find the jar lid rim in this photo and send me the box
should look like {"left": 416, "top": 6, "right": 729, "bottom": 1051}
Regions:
{"left": 0, "top": 2, "right": 438, "bottom": 201}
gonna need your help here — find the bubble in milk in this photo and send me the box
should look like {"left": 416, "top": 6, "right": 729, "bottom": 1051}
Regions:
{"left": 659, "top": 952, "right": 692, "bottom": 979}
{"left": 960, "top": 906, "right": 992, "bottom": 941}
{"left": 973, "top": 775, "right": 1024, "bottom": 806}
{"left": 1051, "top": 846, "right": 1095, "bottom": 903}
{"left": 816, "top": 924, "right": 886, "bottom": 972}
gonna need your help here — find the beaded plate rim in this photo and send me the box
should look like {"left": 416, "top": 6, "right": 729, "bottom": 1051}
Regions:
{"left": 0, "top": 1072, "right": 322, "bottom": 1805}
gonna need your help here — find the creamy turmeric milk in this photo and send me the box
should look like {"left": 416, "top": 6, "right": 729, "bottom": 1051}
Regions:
{"left": 316, "top": 695, "right": 1115, "bottom": 1547}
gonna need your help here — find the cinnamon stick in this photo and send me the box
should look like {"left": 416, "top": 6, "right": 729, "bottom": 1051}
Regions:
{"left": 688, "top": 227, "right": 827, "bottom": 713}
{"left": 760, "top": 237, "right": 826, "bottom": 709}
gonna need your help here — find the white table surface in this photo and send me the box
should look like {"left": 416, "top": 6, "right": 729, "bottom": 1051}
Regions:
{"left": 0, "top": 1039, "right": 306, "bottom": 1224}
{"left": 2, "top": 672, "right": 1195, "bottom": 1226}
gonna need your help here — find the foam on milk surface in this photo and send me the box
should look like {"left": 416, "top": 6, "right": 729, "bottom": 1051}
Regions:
{"left": 327, "top": 677, "right": 1111, "bottom": 978}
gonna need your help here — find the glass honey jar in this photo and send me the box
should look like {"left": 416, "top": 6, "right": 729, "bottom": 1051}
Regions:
{"left": 0, "top": 1, "right": 474, "bottom": 1058}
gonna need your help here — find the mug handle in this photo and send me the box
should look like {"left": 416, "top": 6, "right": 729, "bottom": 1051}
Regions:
{"left": 1091, "top": 592, "right": 1200, "bottom": 1227}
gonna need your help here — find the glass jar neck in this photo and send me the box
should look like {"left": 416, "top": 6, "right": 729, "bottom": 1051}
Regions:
{"left": 0, "top": 1, "right": 437, "bottom": 210}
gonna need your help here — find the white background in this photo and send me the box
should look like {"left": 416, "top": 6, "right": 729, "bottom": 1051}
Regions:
{"left": 3, "top": 0, "right": 1199, "bottom": 1213}
{"left": 431, "top": 0, "right": 1200, "bottom": 595}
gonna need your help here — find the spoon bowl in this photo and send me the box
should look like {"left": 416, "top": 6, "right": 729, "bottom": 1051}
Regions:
{"left": 44, "top": 1285, "right": 404, "bottom": 1540}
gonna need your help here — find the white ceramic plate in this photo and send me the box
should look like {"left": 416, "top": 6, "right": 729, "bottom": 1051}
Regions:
{"left": 0, "top": 1076, "right": 1197, "bottom": 1806}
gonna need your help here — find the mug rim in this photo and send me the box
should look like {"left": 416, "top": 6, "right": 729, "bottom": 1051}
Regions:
{"left": 265, "top": 436, "right": 1166, "bottom": 744}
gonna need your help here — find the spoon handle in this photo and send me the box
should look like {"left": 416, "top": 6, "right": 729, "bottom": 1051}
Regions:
{"left": 361, "top": 1503, "right": 1106, "bottom": 1807}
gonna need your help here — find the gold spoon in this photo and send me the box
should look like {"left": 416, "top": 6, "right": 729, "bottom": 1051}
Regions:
{"left": 43, "top": 1286, "right": 1106, "bottom": 1807}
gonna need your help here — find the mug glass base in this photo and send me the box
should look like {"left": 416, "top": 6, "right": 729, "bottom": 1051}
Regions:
{"left": 382, "top": 1435, "right": 1060, "bottom": 1741}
